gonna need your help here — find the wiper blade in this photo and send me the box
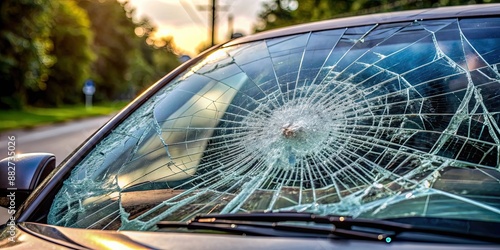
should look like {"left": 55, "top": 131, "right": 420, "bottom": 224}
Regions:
{"left": 157, "top": 211, "right": 401, "bottom": 242}
{"left": 157, "top": 211, "right": 500, "bottom": 243}
{"left": 192, "top": 211, "right": 412, "bottom": 231}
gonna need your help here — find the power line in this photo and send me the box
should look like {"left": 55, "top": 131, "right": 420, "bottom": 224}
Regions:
{"left": 178, "top": 0, "right": 206, "bottom": 32}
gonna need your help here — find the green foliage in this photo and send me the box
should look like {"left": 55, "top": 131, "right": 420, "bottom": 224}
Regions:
{"left": 76, "top": 0, "right": 137, "bottom": 101}
{"left": 76, "top": 0, "right": 181, "bottom": 101}
{"left": 0, "top": 0, "right": 55, "bottom": 109}
{"left": 151, "top": 37, "right": 181, "bottom": 80}
{"left": 127, "top": 49, "right": 155, "bottom": 95}
{"left": 0, "top": 0, "right": 182, "bottom": 111}
{"left": 0, "top": 101, "right": 127, "bottom": 132}
{"left": 28, "top": 0, "right": 95, "bottom": 107}
{"left": 131, "top": 17, "right": 181, "bottom": 94}
{"left": 256, "top": 0, "right": 496, "bottom": 32}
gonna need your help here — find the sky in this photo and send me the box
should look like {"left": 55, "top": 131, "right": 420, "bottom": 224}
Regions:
{"left": 123, "top": 0, "right": 269, "bottom": 56}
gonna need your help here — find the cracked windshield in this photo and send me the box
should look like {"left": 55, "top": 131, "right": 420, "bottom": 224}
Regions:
{"left": 49, "top": 17, "right": 500, "bottom": 231}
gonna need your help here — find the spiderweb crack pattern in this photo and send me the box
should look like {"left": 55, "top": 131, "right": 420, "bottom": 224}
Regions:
{"left": 48, "top": 17, "right": 500, "bottom": 231}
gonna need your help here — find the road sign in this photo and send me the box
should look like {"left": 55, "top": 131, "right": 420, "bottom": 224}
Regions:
{"left": 83, "top": 79, "right": 95, "bottom": 95}
{"left": 83, "top": 79, "right": 95, "bottom": 109}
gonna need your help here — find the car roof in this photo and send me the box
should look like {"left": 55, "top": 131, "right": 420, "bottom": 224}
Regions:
{"left": 224, "top": 3, "right": 500, "bottom": 47}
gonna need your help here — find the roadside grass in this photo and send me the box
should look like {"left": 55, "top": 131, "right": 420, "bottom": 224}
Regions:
{"left": 0, "top": 101, "right": 128, "bottom": 132}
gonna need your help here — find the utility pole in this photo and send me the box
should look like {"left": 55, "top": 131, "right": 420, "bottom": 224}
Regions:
{"left": 197, "top": 0, "right": 228, "bottom": 46}
{"left": 211, "top": 0, "right": 216, "bottom": 46}
{"left": 228, "top": 14, "right": 233, "bottom": 39}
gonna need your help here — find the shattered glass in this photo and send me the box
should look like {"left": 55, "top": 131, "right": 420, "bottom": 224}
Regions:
{"left": 48, "top": 17, "right": 500, "bottom": 231}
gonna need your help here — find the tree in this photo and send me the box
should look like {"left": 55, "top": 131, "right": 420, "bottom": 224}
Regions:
{"left": 151, "top": 36, "right": 180, "bottom": 79}
{"left": 76, "top": 0, "right": 137, "bottom": 101}
{"left": 76, "top": 0, "right": 181, "bottom": 101}
{"left": 0, "top": 0, "right": 182, "bottom": 109}
{"left": 131, "top": 17, "right": 181, "bottom": 93}
{"left": 0, "top": 0, "right": 55, "bottom": 109}
{"left": 27, "top": 0, "right": 95, "bottom": 106}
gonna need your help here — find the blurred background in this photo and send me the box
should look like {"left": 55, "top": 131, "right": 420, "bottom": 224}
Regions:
{"left": 0, "top": 0, "right": 496, "bottom": 162}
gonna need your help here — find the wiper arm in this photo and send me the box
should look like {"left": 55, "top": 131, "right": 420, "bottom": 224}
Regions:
{"left": 193, "top": 211, "right": 412, "bottom": 231}
{"left": 157, "top": 211, "right": 401, "bottom": 242}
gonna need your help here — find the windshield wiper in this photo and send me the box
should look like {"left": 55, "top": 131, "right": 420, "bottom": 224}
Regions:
{"left": 157, "top": 211, "right": 405, "bottom": 242}
{"left": 157, "top": 211, "right": 500, "bottom": 243}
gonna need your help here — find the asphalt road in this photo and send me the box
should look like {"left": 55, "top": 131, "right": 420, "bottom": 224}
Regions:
{"left": 0, "top": 115, "right": 113, "bottom": 165}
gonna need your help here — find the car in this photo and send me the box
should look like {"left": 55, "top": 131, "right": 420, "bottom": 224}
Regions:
{"left": 1, "top": 4, "right": 500, "bottom": 249}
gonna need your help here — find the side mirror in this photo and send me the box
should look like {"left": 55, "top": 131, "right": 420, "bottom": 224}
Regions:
{"left": 0, "top": 153, "right": 56, "bottom": 209}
